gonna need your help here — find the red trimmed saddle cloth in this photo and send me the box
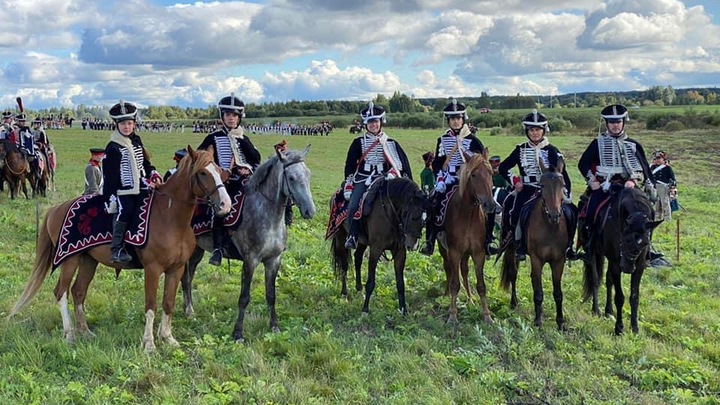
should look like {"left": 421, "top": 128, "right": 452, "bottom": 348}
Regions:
{"left": 191, "top": 191, "right": 246, "bottom": 236}
{"left": 52, "top": 191, "right": 154, "bottom": 268}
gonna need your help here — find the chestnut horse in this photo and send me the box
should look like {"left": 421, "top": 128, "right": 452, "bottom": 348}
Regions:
{"left": 582, "top": 187, "right": 662, "bottom": 335}
{"left": 0, "top": 140, "right": 30, "bottom": 199}
{"left": 330, "top": 177, "right": 426, "bottom": 315}
{"left": 500, "top": 159, "right": 569, "bottom": 330}
{"left": 8, "top": 147, "right": 231, "bottom": 352}
{"left": 439, "top": 151, "right": 496, "bottom": 324}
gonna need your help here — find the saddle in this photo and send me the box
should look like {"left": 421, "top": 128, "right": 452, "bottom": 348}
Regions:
{"left": 191, "top": 178, "right": 248, "bottom": 236}
{"left": 53, "top": 191, "right": 154, "bottom": 269}
{"left": 324, "top": 178, "right": 385, "bottom": 240}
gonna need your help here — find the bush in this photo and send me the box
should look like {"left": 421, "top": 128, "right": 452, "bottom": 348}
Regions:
{"left": 663, "top": 120, "right": 686, "bottom": 132}
{"left": 549, "top": 117, "right": 574, "bottom": 133}
{"left": 489, "top": 127, "right": 504, "bottom": 136}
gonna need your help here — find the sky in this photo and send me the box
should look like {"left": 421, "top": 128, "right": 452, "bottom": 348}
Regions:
{"left": 1, "top": 0, "right": 719, "bottom": 109}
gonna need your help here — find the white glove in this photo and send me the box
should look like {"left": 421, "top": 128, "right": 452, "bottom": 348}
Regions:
{"left": 105, "top": 195, "right": 118, "bottom": 214}
{"left": 601, "top": 179, "right": 611, "bottom": 192}
{"left": 343, "top": 178, "right": 354, "bottom": 201}
{"left": 444, "top": 174, "right": 456, "bottom": 186}
{"left": 434, "top": 180, "right": 446, "bottom": 193}
{"left": 385, "top": 168, "right": 398, "bottom": 180}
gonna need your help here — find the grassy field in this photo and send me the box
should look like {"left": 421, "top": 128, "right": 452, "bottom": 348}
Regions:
{"left": 1, "top": 126, "right": 720, "bottom": 404}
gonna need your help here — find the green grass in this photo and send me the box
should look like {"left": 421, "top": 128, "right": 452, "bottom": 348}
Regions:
{"left": 1, "top": 126, "right": 719, "bottom": 404}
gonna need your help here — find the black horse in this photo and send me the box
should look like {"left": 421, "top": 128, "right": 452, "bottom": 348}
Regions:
{"left": 0, "top": 140, "right": 30, "bottom": 199}
{"left": 330, "top": 177, "right": 426, "bottom": 315}
{"left": 582, "top": 187, "right": 662, "bottom": 335}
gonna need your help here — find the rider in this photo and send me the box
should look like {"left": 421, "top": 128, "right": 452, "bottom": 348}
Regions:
{"left": 163, "top": 149, "right": 188, "bottom": 181}
{"left": 342, "top": 101, "right": 412, "bottom": 250}
{"left": 577, "top": 104, "right": 656, "bottom": 262}
{"left": 498, "top": 110, "right": 576, "bottom": 261}
{"left": 102, "top": 100, "right": 163, "bottom": 264}
{"left": 198, "top": 93, "right": 261, "bottom": 266}
{"left": 15, "top": 113, "right": 41, "bottom": 180}
{"left": 84, "top": 147, "right": 105, "bottom": 195}
{"left": 420, "top": 99, "right": 497, "bottom": 256}
{"left": 31, "top": 117, "right": 51, "bottom": 166}
{"left": 0, "top": 110, "right": 12, "bottom": 141}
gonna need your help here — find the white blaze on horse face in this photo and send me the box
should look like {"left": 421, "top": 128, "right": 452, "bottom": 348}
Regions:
{"left": 205, "top": 163, "right": 231, "bottom": 216}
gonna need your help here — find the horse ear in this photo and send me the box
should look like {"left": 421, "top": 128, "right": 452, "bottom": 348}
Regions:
{"left": 556, "top": 157, "right": 565, "bottom": 174}
{"left": 186, "top": 145, "right": 196, "bottom": 158}
{"left": 300, "top": 144, "right": 311, "bottom": 158}
{"left": 539, "top": 156, "right": 548, "bottom": 173}
{"left": 646, "top": 220, "right": 664, "bottom": 231}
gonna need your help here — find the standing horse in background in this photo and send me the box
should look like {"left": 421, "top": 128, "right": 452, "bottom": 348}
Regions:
{"left": 330, "top": 177, "right": 426, "bottom": 315}
{"left": 439, "top": 151, "right": 496, "bottom": 324}
{"left": 8, "top": 147, "right": 231, "bottom": 352}
{"left": 500, "top": 159, "right": 570, "bottom": 330}
{"left": 27, "top": 152, "right": 49, "bottom": 197}
{"left": 182, "top": 146, "right": 315, "bottom": 343}
{"left": 0, "top": 140, "right": 30, "bottom": 199}
{"left": 582, "top": 187, "right": 661, "bottom": 335}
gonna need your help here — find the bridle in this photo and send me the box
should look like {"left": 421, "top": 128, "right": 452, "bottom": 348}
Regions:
{"left": 381, "top": 181, "right": 422, "bottom": 240}
{"left": 155, "top": 162, "right": 226, "bottom": 211}
{"left": 539, "top": 171, "right": 564, "bottom": 224}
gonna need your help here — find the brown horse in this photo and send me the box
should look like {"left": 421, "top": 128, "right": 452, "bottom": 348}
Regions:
{"left": 27, "top": 151, "right": 49, "bottom": 197}
{"left": 0, "top": 140, "right": 30, "bottom": 199}
{"left": 500, "top": 159, "right": 569, "bottom": 330}
{"left": 582, "top": 187, "right": 662, "bottom": 335}
{"left": 439, "top": 151, "right": 496, "bottom": 324}
{"left": 8, "top": 147, "right": 232, "bottom": 352}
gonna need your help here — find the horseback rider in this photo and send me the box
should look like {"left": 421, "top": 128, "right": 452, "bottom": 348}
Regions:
{"left": 420, "top": 99, "right": 497, "bottom": 256}
{"left": 342, "top": 101, "right": 412, "bottom": 250}
{"left": 102, "top": 100, "right": 163, "bottom": 264}
{"left": 31, "top": 117, "right": 52, "bottom": 168}
{"left": 84, "top": 148, "right": 105, "bottom": 195}
{"left": 15, "top": 113, "right": 42, "bottom": 180}
{"left": 163, "top": 149, "right": 188, "bottom": 181}
{"left": 0, "top": 110, "right": 12, "bottom": 141}
{"left": 577, "top": 104, "right": 656, "bottom": 261}
{"left": 198, "top": 93, "right": 262, "bottom": 266}
{"left": 499, "top": 110, "right": 577, "bottom": 261}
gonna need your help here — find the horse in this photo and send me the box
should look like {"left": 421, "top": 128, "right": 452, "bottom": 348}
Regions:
{"left": 181, "top": 146, "right": 316, "bottom": 343}
{"left": 8, "top": 147, "right": 232, "bottom": 352}
{"left": 582, "top": 187, "right": 662, "bottom": 335}
{"left": 27, "top": 151, "right": 49, "bottom": 197}
{"left": 0, "top": 140, "right": 30, "bottom": 199}
{"left": 330, "top": 177, "right": 426, "bottom": 315}
{"left": 500, "top": 159, "right": 569, "bottom": 330}
{"left": 439, "top": 151, "right": 496, "bottom": 324}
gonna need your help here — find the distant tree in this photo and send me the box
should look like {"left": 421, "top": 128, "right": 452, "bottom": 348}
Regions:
{"left": 663, "top": 86, "right": 676, "bottom": 105}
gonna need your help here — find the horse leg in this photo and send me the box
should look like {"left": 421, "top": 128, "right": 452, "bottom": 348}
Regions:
{"left": 460, "top": 253, "right": 473, "bottom": 303}
{"left": 233, "top": 258, "right": 259, "bottom": 343}
{"left": 263, "top": 255, "right": 282, "bottom": 333}
{"left": 71, "top": 255, "right": 99, "bottom": 336}
{"left": 53, "top": 256, "right": 80, "bottom": 344}
{"left": 354, "top": 244, "right": 366, "bottom": 292}
{"left": 470, "top": 249, "right": 493, "bottom": 324}
{"left": 181, "top": 246, "right": 204, "bottom": 317}
{"left": 629, "top": 269, "right": 644, "bottom": 334}
{"left": 550, "top": 258, "right": 566, "bottom": 331}
{"left": 361, "top": 246, "right": 383, "bottom": 315}
{"left": 444, "top": 250, "right": 461, "bottom": 324}
{"left": 610, "top": 267, "right": 625, "bottom": 335}
{"left": 604, "top": 258, "right": 614, "bottom": 318}
{"left": 142, "top": 265, "right": 162, "bottom": 352}
{"left": 530, "top": 256, "right": 544, "bottom": 327}
{"left": 392, "top": 247, "right": 407, "bottom": 315}
{"left": 158, "top": 265, "right": 185, "bottom": 348}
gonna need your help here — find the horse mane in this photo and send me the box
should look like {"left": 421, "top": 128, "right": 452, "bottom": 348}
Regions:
{"left": 619, "top": 187, "right": 653, "bottom": 227}
{"left": 176, "top": 149, "right": 214, "bottom": 178}
{"left": 385, "top": 177, "right": 420, "bottom": 199}
{"left": 458, "top": 154, "right": 488, "bottom": 198}
{"left": 246, "top": 149, "right": 305, "bottom": 194}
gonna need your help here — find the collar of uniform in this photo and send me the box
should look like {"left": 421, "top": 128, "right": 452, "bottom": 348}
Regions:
{"left": 603, "top": 131, "right": 627, "bottom": 141}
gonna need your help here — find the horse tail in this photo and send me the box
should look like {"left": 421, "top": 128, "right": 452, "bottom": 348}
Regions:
{"left": 499, "top": 247, "right": 517, "bottom": 291}
{"left": 330, "top": 235, "right": 350, "bottom": 279}
{"left": 581, "top": 258, "right": 596, "bottom": 302}
{"left": 8, "top": 213, "right": 54, "bottom": 318}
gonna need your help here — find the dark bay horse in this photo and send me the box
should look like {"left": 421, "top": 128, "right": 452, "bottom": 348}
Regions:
{"left": 439, "top": 151, "right": 496, "bottom": 324}
{"left": 0, "top": 140, "right": 30, "bottom": 199}
{"left": 330, "top": 177, "right": 426, "bottom": 315}
{"left": 27, "top": 152, "right": 49, "bottom": 197}
{"left": 8, "top": 147, "right": 231, "bottom": 352}
{"left": 582, "top": 187, "right": 662, "bottom": 335}
{"left": 500, "top": 159, "right": 569, "bottom": 330}
{"left": 182, "top": 146, "right": 316, "bottom": 343}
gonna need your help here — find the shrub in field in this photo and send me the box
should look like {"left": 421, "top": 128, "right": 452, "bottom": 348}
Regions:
{"left": 489, "top": 127, "right": 503, "bottom": 136}
{"left": 664, "top": 120, "right": 686, "bottom": 132}
{"left": 548, "top": 117, "right": 574, "bottom": 133}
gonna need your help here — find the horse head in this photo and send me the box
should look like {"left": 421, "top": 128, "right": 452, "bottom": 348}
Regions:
{"left": 539, "top": 157, "right": 565, "bottom": 224}
{"left": 618, "top": 188, "right": 662, "bottom": 273}
{"left": 275, "top": 144, "right": 316, "bottom": 220}
{"left": 386, "top": 177, "right": 426, "bottom": 250}
{"left": 182, "top": 145, "right": 231, "bottom": 216}
{"left": 458, "top": 150, "right": 495, "bottom": 214}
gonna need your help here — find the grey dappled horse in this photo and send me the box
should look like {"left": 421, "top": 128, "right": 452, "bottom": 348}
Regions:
{"left": 182, "top": 146, "right": 316, "bottom": 342}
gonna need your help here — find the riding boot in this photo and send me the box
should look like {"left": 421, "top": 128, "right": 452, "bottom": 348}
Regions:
{"left": 485, "top": 213, "right": 499, "bottom": 256}
{"left": 419, "top": 221, "right": 437, "bottom": 256}
{"left": 344, "top": 218, "right": 360, "bottom": 250}
{"left": 110, "top": 220, "right": 132, "bottom": 264}
{"left": 209, "top": 226, "right": 225, "bottom": 266}
{"left": 579, "top": 228, "right": 594, "bottom": 263}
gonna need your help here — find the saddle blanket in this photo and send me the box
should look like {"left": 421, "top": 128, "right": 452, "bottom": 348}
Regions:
{"left": 52, "top": 191, "right": 154, "bottom": 268}
{"left": 324, "top": 186, "right": 371, "bottom": 240}
{"left": 433, "top": 184, "right": 459, "bottom": 227}
{"left": 191, "top": 192, "right": 245, "bottom": 236}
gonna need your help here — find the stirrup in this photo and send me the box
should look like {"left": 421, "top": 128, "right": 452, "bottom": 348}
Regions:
{"left": 565, "top": 248, "right": 579, "bottom": 261}
{"left": 111, "top": 249, "right": 132, "bottom": 264}
{"left": 344, "top": 235, "right": 358, "bottom": 250}
{"left": 209, "top": 249, "right": 223, "bottom": 266}
{"left": 419, "top": 240, "right": 434, "bottom": 256}
{"left": 486, "top": 244, "right": 499, "bottom": 256}
{"left": 515, "top": 251, "right": 526, "bottom": 261}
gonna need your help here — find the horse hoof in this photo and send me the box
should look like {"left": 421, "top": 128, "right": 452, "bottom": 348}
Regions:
{"left": 143, "top": 342, "right": 156, "bottom": 353}
{"left": 164, "top": 336, "right": 180, "bottom": 347}
{"left": 484, "top": 316, "right": 495, "bottom": 324}
{"left": 361, "top": 311, "right": 369, "bottom": 318}
{"left": 447, "top": 316, "right": 458, "bottom": 325}
{"left": 271, "top": 326, "right": 281, "bottom": 333}
{"left": 234, "top": 337, "right": 245, "bottom": 344}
